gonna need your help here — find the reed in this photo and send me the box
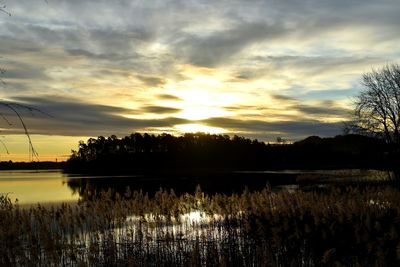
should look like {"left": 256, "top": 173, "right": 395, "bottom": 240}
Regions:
{"left": 1, "top": 185, "right": 400, "bottom": 266}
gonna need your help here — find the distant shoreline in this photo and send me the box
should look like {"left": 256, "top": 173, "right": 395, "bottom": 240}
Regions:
{"left": 0, "top": 161, "right": 65, "bottom": 170}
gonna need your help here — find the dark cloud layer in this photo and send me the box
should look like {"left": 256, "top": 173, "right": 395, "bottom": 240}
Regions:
{"left": 157, "top": 94, "right": 182, "bottom": 101}
{"left": 135, "top": 75, "right": 166, "bottom": 87}
{"left": 295, "top": 103, "right": 351, "bottom": 117}
{"left": 3, "top": 96, "right": 188, "bottom": 136}
{"left": 140, "top": 105, "right": 181, "bottom": 114}
{"left": 203, "top": 117, "right": 342, "bottom": 139}
{"left": 0, "top": 96, "right": 344, "bottom": 141}
{"left": 270, "top": 94, "right": 352, "bottom": 117}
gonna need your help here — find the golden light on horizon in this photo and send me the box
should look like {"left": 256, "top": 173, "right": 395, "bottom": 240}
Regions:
{"left": 175, "top": 123, "right": 226, "bottom": 134}
{"left": 0, "top": 135, "right": 86, "bottom": 162}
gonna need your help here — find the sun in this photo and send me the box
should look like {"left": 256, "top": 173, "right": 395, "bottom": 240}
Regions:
{"left": 174, "top": 89, "right": 234, "bottom": 120}
{"left": 161, "top": 66, "right": 240, "bottom": 121}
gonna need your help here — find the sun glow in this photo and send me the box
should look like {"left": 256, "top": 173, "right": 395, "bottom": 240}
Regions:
{"left": 170, "top": 89, "right": 236, "bottom": 120}
{"left": 160, "top": 65, "right": 240, "bottom": 121}
{"left": 175, "top": 124, "right": 226, "bottom": 134}
{"left": 178, "top": 106, "right": 228, "bottom": 121}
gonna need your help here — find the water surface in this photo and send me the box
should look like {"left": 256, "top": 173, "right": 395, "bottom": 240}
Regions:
{"left": 0, "top": 169, "right": 390, "bottom": 205}
{"left": 0, "top": 170, "right": 81, "bottom": 204}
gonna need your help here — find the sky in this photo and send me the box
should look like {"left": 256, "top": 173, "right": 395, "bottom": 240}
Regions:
{"left": 0, "top": 0, "right": 399, "bottom": 161}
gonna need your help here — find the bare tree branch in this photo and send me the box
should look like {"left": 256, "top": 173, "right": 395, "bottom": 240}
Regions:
{"left": 0, "top": 139, "right": 9, "bottom": 154}
{"left": 0, "top": 3, "right": 11, "bottom": 16}
{"left": 349, "top": 64, "right": 400, "bottom": 146}
{"left": 0, "top": 103, "right": 39, "bottom": 161}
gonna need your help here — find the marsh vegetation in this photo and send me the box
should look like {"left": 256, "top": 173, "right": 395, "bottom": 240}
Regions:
{"left": 2, "top": 184, "right": 400, "bottom": 266}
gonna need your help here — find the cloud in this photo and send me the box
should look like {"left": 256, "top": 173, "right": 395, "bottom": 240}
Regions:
{"left": 0, "top": 95, "right": 347, "bottom": 141}
{"left": 266, "top": 93, "right": 351, "bottom": 117}
{"left": 140, "top": 105, "right": 181, "bottom": 114}
{"left": 301, "top": 89, "right": 357, "bottom": 100}
{"left": 202, "top": 117, "right": 343, "bottom": 139}
{"left": 157, "top": 94, "right": 182, "bottom": 101}
{"left": 294, "top": 102, "right": 351, "bottom": 117}
{"left": 2, "top": 96, "right": 189, "bottom": 136}
{"left": 270, "top": 94, "right": 297, "bottom": 102}
{"left": 135, "top": 75, "right": 166, "bottom": 87}
{"left": 1, "top": 62, "right": 49, "bottom": 80}
{"left": 174, "top": 22, "right": 288, "bottom": 67}
{"left": 66, "top": 49, "right": 134, "bottom": 61}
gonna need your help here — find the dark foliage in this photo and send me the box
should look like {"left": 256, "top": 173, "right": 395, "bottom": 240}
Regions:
{"left": 65, "top": 133, "right": 388, "bottom": 173}
{"left": 66, "top": 133, "right": 267, "bottom": 173}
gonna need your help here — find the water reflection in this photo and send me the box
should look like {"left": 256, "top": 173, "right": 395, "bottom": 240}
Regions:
{"left": 0, "top": 169, "right": 392, "bottom": 204}
{"left": 65, "top": 171, "right": 300, "bottom": 199}
{"left": 65, "top": 169, "right": 392, "bottom": 200}
{"left": 0, "top": 170, "right": 79, "bottom": 204}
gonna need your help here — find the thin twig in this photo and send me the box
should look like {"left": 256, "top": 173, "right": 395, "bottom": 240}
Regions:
{"left": 0, "top": 103, "right": 39, "bottom": 161}
{"left": 0, "top": 113, "right": 12, "bottom": 126}
{"left": 10, "top": 102, "right": 53, "bottom": 118}
{"left": 0, "top": 68, "right": 5, "bottom": 85}
{"left": 0, "top": 139, "right": 9, "bottom": 154}
{"left": 0, "top": 5, "right": 11, "bottom": 16}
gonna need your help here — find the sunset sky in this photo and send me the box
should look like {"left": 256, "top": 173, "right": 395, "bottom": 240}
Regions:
{"left": 0, "top": 0, "right": 399, "bottom": 161}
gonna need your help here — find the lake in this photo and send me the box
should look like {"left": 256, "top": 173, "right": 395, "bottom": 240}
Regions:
{"left": 0, "top": 170, "right": 78, "bottom": 204}
{"left": 0, "top": 169, "right": 392, "bottom": 205}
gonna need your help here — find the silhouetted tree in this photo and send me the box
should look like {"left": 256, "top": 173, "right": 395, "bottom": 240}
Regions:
{"left": 351, "top": 64, "right": 400, "bottom": 144}
{"left": 349, "top": 64, "right": 400, "bottom": 178}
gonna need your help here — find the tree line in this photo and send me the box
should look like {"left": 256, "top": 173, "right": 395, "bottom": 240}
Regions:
{"left": 66, "top": 133, "right": 266, "bottom": 172}
{"left": 65, "top": 132, "right": 388, "bottom": 173}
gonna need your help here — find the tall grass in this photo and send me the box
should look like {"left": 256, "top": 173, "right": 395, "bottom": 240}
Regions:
{"left": 2, "top": 185, "right": 400, "bottom": 266}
